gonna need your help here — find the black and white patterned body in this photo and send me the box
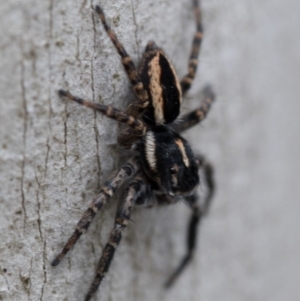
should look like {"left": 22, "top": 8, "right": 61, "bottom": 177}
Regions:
{"left": 139, "top": 47, "right": 182, "bottom": 125}
{"left": 53, "top": 1, "right": 216, "bottom": 300}
{"left": 140, "top": 126, "right": 199, "bottom": 197}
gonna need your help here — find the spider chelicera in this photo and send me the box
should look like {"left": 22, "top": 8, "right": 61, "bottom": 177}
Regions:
{"left": 53, "top": 1, "right": 215, "bottom": 300}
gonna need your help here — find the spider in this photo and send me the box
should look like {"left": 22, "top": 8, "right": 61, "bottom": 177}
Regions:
{"left": 53, "top": 0, "right": 215, "bottom": 300}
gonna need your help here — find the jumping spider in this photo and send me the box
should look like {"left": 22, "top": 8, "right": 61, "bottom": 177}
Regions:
{"left": 53, "top": 0, "right": 215, "bottom": 300}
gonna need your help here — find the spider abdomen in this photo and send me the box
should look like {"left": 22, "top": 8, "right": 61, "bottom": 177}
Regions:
{"left": 139, "top": 50, "right": 182, "bottom": 125}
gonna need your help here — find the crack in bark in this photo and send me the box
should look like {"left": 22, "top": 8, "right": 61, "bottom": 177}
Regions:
{"left": 40, "top": 241, "right": 47, "bottom": 301}
{"left": 20, "top": 58, "right": 28, "bottom": 229}
{"left": 44, "top": 141, "right": 50, "bottom": 179}
{"left": 75, "top": 33, "right": 80, "bottom": 61}
{"left": 91, "top": 1, "right": 102, "bottom": 190}
{"left": 63, "top": 102, "right": 68, "bottom": 170}
{"left": 35, "top": 167, "right": 46, "bottom": 301}
{"left": 35, "top": 173, "right": 43, "bottom": 241}
{"left": 91, "top": 5, "right": 96, "bottom": 103}
{"left": 45, "top": 0, "right": 54, "bottom": 180}
{"left": 26, "top": 258, "right": 33, "bottom": 301}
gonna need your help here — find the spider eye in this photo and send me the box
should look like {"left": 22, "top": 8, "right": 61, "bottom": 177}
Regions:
{"left": 169, "top": 166, "right": 177, "bottom": 174}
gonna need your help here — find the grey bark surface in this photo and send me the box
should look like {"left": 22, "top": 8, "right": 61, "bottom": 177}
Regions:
{"left": 0, "top": 0, "right": 300, "bottom": 301}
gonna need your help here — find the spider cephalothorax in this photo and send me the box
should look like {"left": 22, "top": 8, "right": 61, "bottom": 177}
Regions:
{"left": 140, "top": 126, "right": 199, "bottom": 196}
{"left": 53, "top": 1, "right": 215, "bottom": 300}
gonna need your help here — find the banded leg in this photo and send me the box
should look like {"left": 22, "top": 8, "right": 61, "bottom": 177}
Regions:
{"left": 181, "top": 0, "right": 204, "bottom": 95}
{"left": 95, "top": 5, "right": 148, "bottom": 106}
{"left": 84, "top": 176, "right": 150, "bottom": 301}
{"left": 51, "top": 158, "right": 140, "bottom": 266}
{"left": 165, "top": 155, "right": 215, "bottom": 288}
{"left": 122, "top": 39, "right": 160, "bottom": 118}
{"left": 58, "top": 90, "right": 146, "bottom": 134}
{"left": 172, "top": 85, "right": 215, "bottom": 133}
{"left": 122, "top": 40, "right": 160, "bottom": 122}
{"left": 196, "top": 154, "right": 215, "bottom": 214}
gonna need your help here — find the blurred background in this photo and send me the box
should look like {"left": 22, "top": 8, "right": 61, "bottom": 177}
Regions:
{"left": 0, "top": 0, "right": 299, "bottom": 300}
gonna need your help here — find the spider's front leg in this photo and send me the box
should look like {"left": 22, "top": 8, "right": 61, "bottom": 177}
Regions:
{"left": 95, "top": 5, "right": 149, "bottom": 113}
{"left": 51, "top": 158, "right": 140, "bottom": 266}
{"left": 181, "top": 0, "right": 204, "bottom": 95}
{"left": 59, "top": 90, "right": 146, "bottom": 134}
{"left": 59, "top": 89, "right": 148, "bottom": 149}
{"left": 85, "top": 175, "right": 152, "bottom": 301}
{"left": 165, "top": 155, "right": 215, "bottom": 288}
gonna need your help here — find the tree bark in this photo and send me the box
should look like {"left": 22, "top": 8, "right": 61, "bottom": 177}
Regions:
{"left": 1, "top": 0, "right": 300, "bottom": 301}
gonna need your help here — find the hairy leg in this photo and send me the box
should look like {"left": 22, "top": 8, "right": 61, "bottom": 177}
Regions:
{"left": 95, "top": 5, "right": 148, "bottom": 107}
{"left": 51, "top": 158, "right": 140, "bottom": 266}
{"left": 165, "top": 154, "right": 215, "bottom": 287}
{"left": 180, "top": 0, "right": 204, "bottom": 95}
{"left": 59, "top": 90, "right": 147, "bottom": 135}
{"left": 84, "top": 176, "right": 151, "bottom": 301}
{"left": 172, "top": 85, "right": 215, "bottom": 133}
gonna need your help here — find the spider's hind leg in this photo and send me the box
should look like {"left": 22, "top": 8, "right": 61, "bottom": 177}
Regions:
{"left": 51, "top": 158, "right": 140, "bottom": 267}
{"left": 84, "top": 175, "right": 152, "bottom": 301}
{"left": 195, "top": 154, "right": 215, "bottom": 214}
{"left": 165, "top": 155, "right": 215, "bottom": 288}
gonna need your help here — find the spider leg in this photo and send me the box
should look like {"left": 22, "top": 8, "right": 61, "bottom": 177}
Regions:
{"left": 165, "top": 155, "right": 215, "bottom": 288}
{"left": 180, "top": 0, "right": 203, "bottom": 95}
{"left": 58, "top": 90, "right": 146, "bottom": 134}
{"left": 51, "top": 158, "right": 140, "bottom": 266}
{"left": 172, "top": 85, "right": 215, "bottom": 133}
{"left": 195, "top": 154, "right": 215, "bottom": 215}
{"left": 95, "top": 5, "right": 149, "bottom": 108}
{"left": 118, "top": 39, "right": 159, "bottom": 147}
{"left": 117, "top": 127, "right": 145, "bottom": 149}
{"left": 84, "top": 175, "right": 151, "bottom": 301}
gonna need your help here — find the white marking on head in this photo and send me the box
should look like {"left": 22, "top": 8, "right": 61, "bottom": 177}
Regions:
{"left": 145, "top": 131, "right": 157, "bottom": 171}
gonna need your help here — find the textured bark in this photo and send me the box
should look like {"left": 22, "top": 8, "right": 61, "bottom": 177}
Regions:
{"left": 0, "top": 0, "right": 300, "bottom": 301}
